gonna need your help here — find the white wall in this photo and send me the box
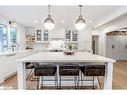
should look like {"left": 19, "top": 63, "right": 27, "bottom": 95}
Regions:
{"left": 17, "top": 24, "right": 27, "bottom": 50}
{"left": 78, "top": 25, "right": 92, "bottom": 51}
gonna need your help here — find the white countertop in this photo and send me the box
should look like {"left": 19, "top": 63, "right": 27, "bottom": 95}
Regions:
{"left": 17, "top": 51, "right": 116, "bottom": 63}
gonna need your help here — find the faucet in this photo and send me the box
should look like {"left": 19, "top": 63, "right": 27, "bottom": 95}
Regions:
{"left": 11, "top": 42, "right": 15, "bottom": 52}
{"left": 10, "top": 42, "right": 20, "bottom": 52}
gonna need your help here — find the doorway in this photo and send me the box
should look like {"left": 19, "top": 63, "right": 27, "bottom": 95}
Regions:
{"left": 92, "top": 35, "right": 99, "bottom": 55}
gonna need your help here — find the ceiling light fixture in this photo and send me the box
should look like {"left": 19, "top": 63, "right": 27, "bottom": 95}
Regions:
{"left": 44, "top": 5, "right": 55, "bottom": 30}
{"left": 75, "top": 5, "right": 86, "bottom": 30}
{"left": 62, "top": 20, "right": 65, "bottom": 23}
{"left": 9, "top": 19, "right": 17, "bottom": 28}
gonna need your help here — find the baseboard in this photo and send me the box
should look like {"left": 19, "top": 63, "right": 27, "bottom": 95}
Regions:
{"left": 4, "top": 72, "right": 17, "bottom": 81}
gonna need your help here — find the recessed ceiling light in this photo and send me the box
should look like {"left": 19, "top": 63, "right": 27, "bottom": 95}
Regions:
{"left": 34, "top": 19, "right": 38, "bottom": 23}
{"left": 62, "top": 20, "right": 64, "bottom": 23}
{"left": 88, "top": 20, "right": 92, "bottom": 24}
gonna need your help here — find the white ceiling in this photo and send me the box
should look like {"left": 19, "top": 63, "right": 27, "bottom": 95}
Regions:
{"left": 0, "top": 6, "right": 126, "bottom": 29}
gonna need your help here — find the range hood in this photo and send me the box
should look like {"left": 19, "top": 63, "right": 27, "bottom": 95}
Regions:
{"left": 49, "top": 29, "right": 65, "bottom": 40}
{"left": 50, "top": 37, "right": 64, "bottom": 40}
{"left": 50, "top": 33, "right": 65, "bottom": 40}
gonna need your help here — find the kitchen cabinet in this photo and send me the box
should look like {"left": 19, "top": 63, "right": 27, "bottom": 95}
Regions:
{"left": 36, "top": 30, "right": 49, "bottom": 42}
{"left": 65, "top": 30, "right": 78, "bottom": 42}
{"left": 36, "top": 30, "right": 42, "bottom": 41}
{"left": 65, "top": 30, "right": 78, "bottom": 50}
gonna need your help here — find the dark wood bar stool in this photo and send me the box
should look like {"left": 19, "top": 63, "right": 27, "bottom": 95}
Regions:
{"left": 59, "top": 64, "right": 79, "bottom": 89}
{"left": 34, "top": 64, "right": 57, "bottom": 89}
{"left": 80, "top": 65, "right": 105, "bottom": 89}
{"left": 26, "top": 62, "right": 39, "bottom": 81}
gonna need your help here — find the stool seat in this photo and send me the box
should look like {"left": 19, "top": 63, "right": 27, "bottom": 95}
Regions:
{"left": 59, "top": 64, "right": 79, "bottom": 76}
{"left": 80, "top": 65, "right": 105, "bottom": 76}
{"left": 59, "top": 64, "right": 79, "bottom": 89}
{"left": 34, "top": 64, "right": 57, "bottom": 89}
{"left": 80, "top": 64, "right": 105, "bottom": 89}
{"left": 34, "top": 64, "right": 57, "bottom": 76}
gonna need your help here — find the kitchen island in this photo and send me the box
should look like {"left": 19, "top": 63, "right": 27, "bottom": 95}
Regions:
{"left": 17, "top": 51, "right": 116, "bottom": 90}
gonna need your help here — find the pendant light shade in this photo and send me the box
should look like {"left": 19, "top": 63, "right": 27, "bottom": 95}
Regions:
{"left": 44, "top": 5, "right": 55, "bottom": 30}
{"left": 75, "top": 5, "right": 86, "bottom": 30}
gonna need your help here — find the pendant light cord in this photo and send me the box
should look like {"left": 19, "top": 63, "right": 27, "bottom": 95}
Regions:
{"left": 79, "top": 5, "right": 82, "bottom": 18}
{"left": 48, "top": 5, "right": 51, "bottom": 15}
{"left": 80, "top": 6, "right": 81, "bottom": 16}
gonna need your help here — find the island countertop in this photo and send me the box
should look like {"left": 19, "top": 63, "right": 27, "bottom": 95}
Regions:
{"left": 17, "top": 51, "right": 116, "bottom": 63}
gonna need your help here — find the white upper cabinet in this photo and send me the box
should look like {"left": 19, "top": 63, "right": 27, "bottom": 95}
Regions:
{"left": 36, "top": 30, "right": 49, "bottom": 43}
{"left": 65, "top": 30, "right": 78, "bottom": 43}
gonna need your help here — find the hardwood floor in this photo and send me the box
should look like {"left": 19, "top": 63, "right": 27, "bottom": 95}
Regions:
{"left": 0, "top": 61, "right": 127, "bottom": 90}
{"left": 112, "top": 61, "right": 127, "bottom": 89}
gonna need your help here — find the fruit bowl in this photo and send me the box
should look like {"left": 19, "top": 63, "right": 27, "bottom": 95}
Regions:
{"left": 64, "top": 51, "right": 75, "bottom": 55}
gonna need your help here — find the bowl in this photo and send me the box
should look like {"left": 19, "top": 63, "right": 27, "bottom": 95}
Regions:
{"left": 64, "top": 51, "right": 75, "bottom": 55}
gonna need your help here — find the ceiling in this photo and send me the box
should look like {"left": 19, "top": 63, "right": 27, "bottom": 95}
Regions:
{"left": 0, "top": 6, "right": 126, "bottom": 30}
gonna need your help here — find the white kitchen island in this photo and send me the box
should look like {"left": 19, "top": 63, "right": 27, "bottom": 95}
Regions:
{"left": 17, "top": 51, "right": 115, "bottom": 90}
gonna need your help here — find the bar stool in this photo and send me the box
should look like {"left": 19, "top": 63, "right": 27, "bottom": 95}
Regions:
{"left": 59, "top": 64, "right": 79, "bottom": 89}
{"left": 26, "top": 62, "right": 39, "bottom": 81}
{"left": 80, "top": 65, "right": 105, "bottom": 89}
{"left": 34, "top": 64, "right": 57, "bottom": 89}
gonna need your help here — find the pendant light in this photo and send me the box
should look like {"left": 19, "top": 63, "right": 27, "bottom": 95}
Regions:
{"left": 75, "top": 5, "right": 86, "bottom": 30}
{"left": 44, "top": 5, "right": 55, "bottom": 30}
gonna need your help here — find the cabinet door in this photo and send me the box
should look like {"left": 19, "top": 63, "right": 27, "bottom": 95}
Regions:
{"left": 43, "top": 30, "right": 48, "bottom": 41}
{"left": 72, "top": 31, "right": 77, "bottom": 41}
{"left": 36, "top": 30, "right": 42, "bottom": 41}
{"left": 65, "top": 31, "right": 71, "bottom": 41}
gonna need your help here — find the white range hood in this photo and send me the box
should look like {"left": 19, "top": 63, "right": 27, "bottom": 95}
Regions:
{"left": 49, "top": 29, "right": 65, "bottom": 40}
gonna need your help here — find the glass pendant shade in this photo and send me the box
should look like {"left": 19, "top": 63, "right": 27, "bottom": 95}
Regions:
{"left": 44, "top": 15, "right": 55, "bottom": 30}
{"left": 75, "top": 15, "right": 86, "bottom": 30}
{"left": 44, "top": 5, "right": 55, "bottom": 30}
{"left": 75, "top": 5, "right": 86, "bottom": 30}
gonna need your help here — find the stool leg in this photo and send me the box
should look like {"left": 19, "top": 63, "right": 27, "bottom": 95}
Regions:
{"left": 59, "top": 76, "right": 61, "bottom": 89}
{"left": 93, "top": 76, "right": 94, "bottom": 89}
{"left": 81, "top": 73, "right": 83, "bottom": 87}
{"left": 77, "top": 76, "right": 79, "bottom": 89}
{"left": 74, "top": 76, "right": 77, "bottom": 89}
{"left": 41, "top": 76, "right": 43, "bottom": 89}
{"left": 37, "top": 76, "right": 39, "bottom": 90}
{"left": 76, "top": 76, "right": 79, "bottom": 89}
{"left": 55, "top": 74, "right": 58, "bottom": 89}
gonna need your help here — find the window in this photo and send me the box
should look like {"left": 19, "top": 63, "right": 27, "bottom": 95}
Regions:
{"left": 0, "top": 24, "right": 17, "bottom": 53}
{"left": 0, "top": 24, "right": 8, "bottom": 53}
{"left": 10, "top": 27, "right": 17, "bottom": 47}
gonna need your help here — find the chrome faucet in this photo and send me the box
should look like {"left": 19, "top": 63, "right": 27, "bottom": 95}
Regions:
{"left": 10, "top": 42, "right": 19, "bottom": 52}
{"left": 11, "top": 42, "right": 15, "bottom": 52}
